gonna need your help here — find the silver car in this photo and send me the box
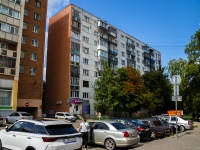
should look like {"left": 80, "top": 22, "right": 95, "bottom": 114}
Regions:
{"left": 6, "top": 112, "right": 33, "bottom": 124}
{"left": 88, "top": 120, "right": 140, "bottom": 150}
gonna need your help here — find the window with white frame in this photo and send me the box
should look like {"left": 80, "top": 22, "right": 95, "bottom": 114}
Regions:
{"left": 83, "top": 36, "right": 89, "bottom": 43}
{"left": 0, "top": 22, "right": 18, "bottom": 35}
{"left": 19, "top": 65, "right": 24, "bottom": 73}
{"left": 83, "top": 93, "right": 88, "bottom": 98}
{"left": 34, "top": 12, "right": 40, "bottom": 20}
{"left": 31, "top": 53, "right": 37, "bottom": 61}
{"left": 20, "top": 50, "right": 25, "bottom": 58}
{"left": 24, "top": 8, "right": 28, "bottom": 16}
{"left": 0, "top": 5, "right": 20, "bottom": 19}
{"left": 0, "top": 90, "right": 12, "bottom": 106}
{"left": 83, "top": 47, "right": 89, "bottom": 54}
{"left": 94, "top": 51, "right": 98, "bottom": 57}
{"left": 121, "top": 60, "right": 125, "bottom": 65}
{"left": 94, "top": 71, "right": 98, "bottom": 77}
{"left": 21, "top": 36, "right": 26, "bottom": 44}
{"left": 71, "top": 78, "right": 79, "bottom": 86}
{"left": 94, "top": 40, "right": 97, "bottom": 46}
{"left": 71, "top": 54, "right": 80, "bottom": 62}
{"left": 30, "top": 67, "right": 36, "bottom": 75}
{"left": 84, "top": 15, "right": 89, "bottom": 23}
{"left": 99, "top": 50, "right": 108, "bottom": 58}
{"left": 83, "top": 58, "right": 89, "bottom": 64}
{"left": 94, "top": 31, "right": 98, "bottom": 37}
{"left": 32, "top": 39, "right": 38, "bottom": 47}
{"left": 83, "top": 25, "right": 89, "bottom": 33}
{"left": 23, "top": 22, "right": 27, "bottom": 30}
{"left": 83, "top": 69, "right": 89, "bottom": 76}
{"left": 99, "top": 39, "right": 107, "bottom": 47}
{"left": 71, "top": 31, "right": 80, "bottom": 40}
{"left": 33, "top": 25, "right": 39, "bottom": 34}
{"left": 71, "top": 91, "right": 79, "bottom": 98}
{"left": 35, "top": 0, "right": 41, "bottom": 7}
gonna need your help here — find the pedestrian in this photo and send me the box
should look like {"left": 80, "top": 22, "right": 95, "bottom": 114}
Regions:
{"left": 98, "top": 112, "right": 102, "bottom": 120}
{"left": 78, "top": 117, "right": 90, "bottom": 150}
{"left": 192, "top": 112, "right": 196, "bottom": 121}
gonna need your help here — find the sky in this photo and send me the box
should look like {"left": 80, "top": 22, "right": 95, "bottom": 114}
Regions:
{"left": 44, "top": 0, "right": 200, "bottom": 80}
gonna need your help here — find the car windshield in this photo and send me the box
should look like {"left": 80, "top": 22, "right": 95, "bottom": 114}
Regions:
{"left": 131, "top": 120, "right": 144, "bottom": 126}
{"left": 111, "top": 122, "right": 129, "bottom": 130}
{"left": 21, "top": 113, "right": 32, "bottom": 116}
{"left": 153, "top": 120, "right": 162, "bottom": 126}
{"left": 45, "top": 124, "right": 78, "bottom": 135}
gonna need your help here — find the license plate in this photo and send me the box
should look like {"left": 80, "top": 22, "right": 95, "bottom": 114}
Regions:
{"left": 63, "top": 138, "right": 76, "bottom": 144}
{"left": 145, "top": 129, "right": 149, "bottom": 131}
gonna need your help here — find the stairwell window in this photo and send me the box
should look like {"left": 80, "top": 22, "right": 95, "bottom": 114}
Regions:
{"left": 24, "top": 9, "right": 28, "bottom": 16}
{"left": 32, "top": 39, "right": 38, "bottom": 47}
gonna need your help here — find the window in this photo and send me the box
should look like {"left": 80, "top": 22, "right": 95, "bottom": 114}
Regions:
{"left": 0, "top": 22, "right": 18, "bottom": 35}
{"left": 32, "top": 39, "right": 38, "bottom": 47}
{"left": 95, "top": 61, "right": 98, "bottom": 66}
{"left": 136, "top": 42, "right": 139, "bottom": 47}
{"left": 30, "top": 67, "right": 36, "bottom": 75}
{"left": 137, "top": 58, "right": 140, "bottom": 63}
{"left": 84, "top": 16, "right": 89, "bottom": 23}
{"left": 121, "top": 43, "right": 124, "bottom": 48}
{"left": 94, "top": 51, "right": 98, "bottom": 57}
{"left": 23, "top": 22, "right": 27, "bottom": 30}
{"left": 94, "top": 31, "right": 98, "bottom": 37}
{"left": 99, "top": 39, "right": 107, "bottom": 47}
{"left": 33, "top": 26, "right": 39, "bottom": 34}
{"left": 0, "top": 90, "right": 12, "bottom": 106}
{"left": 98, "top": 50, "right": 108, "bottom": 58}
{"left": 83, "top": 36, "right": 89, "bottom": 43}
{"left": 83, "top": 58, "right": 88, "bottom": 64}
{"left": 71, "top": 42, "right": 80, "bottom": 50}
{"left": 94, "top": 20, "right": 97, "bottom": 26}
{"left": 21, "top": 36, "right": 26, "bottom": 44}
{"left": 22, "top": 122, "right": 35, "bottom": 133}
{"left": 83, "top": 69, "right": 89, "bottom": 76}
{"left": 25, "top": 0, "right": 29, "bottom": 2}
{"left": 0, "top": 5, "right": 20, "bottom": 19}
{"left": 71, "top": 54, "right": 80, "bottom": 62}
{"left": 83, "top": 81, "right": 89, "bottom": 87}
{"left": 83, "top": 93, "right": 88, "bottom": 98}
{"left": 71, "top": 78, "right": 79, "bottom": 86}
{"left": 94, "top": 71, "right": 98, "bottom": 77}
{"left": 83, "top": 26, "right": 89, "bottom": 33}
{"left": 121, "top": 60, "right": 125, "bottom": 65}
{"left": 34, "top": 12, "right": 40, "bottom": 20}
{"left": 71, "top": 31, "right": 80, "bottom": 40}
{"left": 121, "top": 52, "right": 125, "bottom": 57}
{"left": 83, "top": 47, "right": 89, "bottom": 54}
{"left": 72, "top": 21, "right": 80, "bottom": 28}
{"left": 71, "top": 91, "right": 79, "bottom": 98}
{"left": 35, "top": 0, "right": 41, "bottom": 7}
{"left": 137, "top": 65, "right": 140, "bottom": 70}
{"left": 121, "top": 35, "right": 124, "bottom": 39}
{"left": 20, "top": 50, "right": 25, "bottom": 58}
{"left": 94, "top": 40, "right": 97, "bottom": 46}
{"left": 31, "top": 53, "right": 37, "bottom": 61}
{"left": 24, "top": 9, "right": 28, "bottom": 16}
{"left": 19, "top": 65, "right": 24, "bottom": 73}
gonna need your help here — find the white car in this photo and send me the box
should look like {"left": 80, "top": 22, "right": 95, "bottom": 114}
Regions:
{"left": 0, "top": 119, "right": 82, "bottom": 150}
{"left": 6, "top": 112, "right": 33, "bottom": 124}
{"left": 55, "top": 112, "right": 76, "bottom": 122}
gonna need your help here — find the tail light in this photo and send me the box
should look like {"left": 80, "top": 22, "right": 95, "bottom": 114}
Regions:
{"left": 21, "top": 116, "right": 24, "bottom": 119}
{"left": 188, "top": 121, "right": 191, "bottom": 125}
{"left": 123, "top": 131, "right": 129, "bottom": 137}
{"left": 137, "top": 127, "right": 144, "bottom": 131}
{"left": 42, "top": 137, "right": 59, "bottom": 142}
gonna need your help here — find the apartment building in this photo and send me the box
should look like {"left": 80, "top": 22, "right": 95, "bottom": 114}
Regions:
{"left": 46, "top": 4, "right": 162, "bottom": 116}
{"left": 0, "top": 0, "right": 47, "bottom": 118}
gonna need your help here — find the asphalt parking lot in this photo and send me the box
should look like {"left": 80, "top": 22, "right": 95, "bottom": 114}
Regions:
{"left": 1, "top": 119, "right": 200, "bottom": 150}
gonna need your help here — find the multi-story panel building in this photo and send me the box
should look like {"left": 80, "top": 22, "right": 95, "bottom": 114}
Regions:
{"left": 46, "top": 4, "right": 161, "bottom": 116}
{"left": 0, "top": 0, "right": 47, "bottom": 118}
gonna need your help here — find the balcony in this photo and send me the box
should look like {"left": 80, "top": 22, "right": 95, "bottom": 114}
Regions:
{"left": 109, "top": 49, "right": 118, "bottom": 56}
{"left": 126, "top": 42, "right": 135, "bottom": 49}
{"left": 99, "top": 36, "right": 108, "bottom": 42}
{"left": 108, "top": 40, "right": 117, "bottom": 47}
{"left": 9, "top": 0, "right": 20, "bottom": 4}
{"left": 71, "top": 49, "right": 80, "bottom": 55}
{"left": 72, "top": 16, "right": 81, "bottom": 22}
{"left": 72, "top": 26, "right": 80, "bottom": 33}
{"left": 98, "top": 20, "right": 108, "bottom": 33}
{"left": 98, "top": 45, "right": 108, "bottom": 51}
{"left": 108, "top": 26, "right": 117, "bottom": 38}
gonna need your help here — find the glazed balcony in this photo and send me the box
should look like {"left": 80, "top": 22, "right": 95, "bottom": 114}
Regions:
{"left": 109, "top": 49, "right": 118, "bottom": 56}
{"left": 98, "top": 20, "right": 108, "bottom": 33}
{"left": 108, "top": 26, "right": 117, "bottom": 38}
{"left": 126, "top": 42, "right": 135, "bottom": 49}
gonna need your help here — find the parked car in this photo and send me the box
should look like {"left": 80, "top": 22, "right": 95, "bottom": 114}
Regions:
{"left": 115, "top": 119, "right": 152, "bottom": 140}
{"left": 166, "top": 116, "right": 193, "bottom": 132}
{"left": 6, "top": 112, "right": 33, "bottom": 124}
{"left": 55, "top": 112, "right": 76, "bottom": 122}
{"left": 88, "top": 120, "right": 140, "bottom": 150}
{"left": 0, "top": 115, "right": 3, "bottom": 126}
{"left": 42, "top": 111, "right": 46, "bottom": 118}
{"left": 0, "top": 119, "right": 82, "bottom": 150}
{"left": 140, "top": 118, "right": 173, "bottom": 138}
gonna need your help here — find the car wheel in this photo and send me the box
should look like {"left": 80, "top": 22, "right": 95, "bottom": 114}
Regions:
{"left": 0, "top": 140, "right": 3, "bottom": 150}
{"left": 180, "top": 125, "right": 185, "bottom": 132}
{"left": 104, "top": 138, "right": 116, "bottom": 150}
{"left": 151, "top": 131, "right": 156, "bottom": 139}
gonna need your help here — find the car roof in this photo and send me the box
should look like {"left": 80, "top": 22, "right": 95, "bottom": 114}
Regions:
{"left": 56, "top": 112, "right": 70, "bottom": 114}
{"left": 16, "top": 119, "right": 72, "bottom": 126}
{"left": 88, "top": 120, "right": 119, "bottom": 124}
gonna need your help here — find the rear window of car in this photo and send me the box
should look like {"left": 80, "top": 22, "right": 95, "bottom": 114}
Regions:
{"left": 45, "top": 124, "right": 78, "bottom": 135}
{"left": 21, "top": 113, "right": 32, "bottom": 116}
{"left": 111, "top": 122, "right": 129, "bottom": 130}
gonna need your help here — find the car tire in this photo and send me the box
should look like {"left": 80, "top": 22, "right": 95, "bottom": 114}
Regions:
{"left": 105, "top": 138, "right": 116, "bottom": 150}
{"left": 151, "top": 131, "right": 156, "bottom": 139}
{"left": 180, "top": 125, "right": 185, "bottom": 132}
{"left": 0, "top": 140, "right": 3, "bottom": 150}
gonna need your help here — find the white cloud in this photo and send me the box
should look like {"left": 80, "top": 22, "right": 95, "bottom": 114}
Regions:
{"left": 43, "top": 0, "right": 70, "bottom": 81}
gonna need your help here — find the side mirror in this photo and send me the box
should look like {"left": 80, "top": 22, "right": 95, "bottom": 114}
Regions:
{"left": 5, "top": 126, "right": 9, "bottom": 132}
